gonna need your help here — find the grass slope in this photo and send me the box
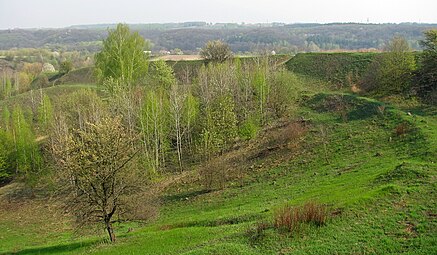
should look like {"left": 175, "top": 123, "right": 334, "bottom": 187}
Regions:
{"left": 1, "top": 89, "right": 436, "bottom": 254}
{"left": 53, "top": 67, "right": 96, "bottom": 85}
{"left": 0, "top": 84, "right": 97, "bottom": 110}
{"left": 286, "top": 53, "right": 376, "bottom": 87}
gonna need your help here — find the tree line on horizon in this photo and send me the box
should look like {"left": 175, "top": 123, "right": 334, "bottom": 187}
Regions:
{"left": 1, "top": 23, "right": 436, "bottom": 53}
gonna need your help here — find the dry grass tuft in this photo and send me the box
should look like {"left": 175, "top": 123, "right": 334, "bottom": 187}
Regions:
{"left": 273, "top": 201, "right": 328, "bottom": 235}
{"left": 301, "top": 201, "right": 328, "bottom": 226}
{"left": 395, "top": 122, "right": 409, "bottom": 137}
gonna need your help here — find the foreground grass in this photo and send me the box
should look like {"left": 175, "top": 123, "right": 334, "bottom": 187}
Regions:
{"left": 1, "top": 92, "right": 436, "bottom": 254}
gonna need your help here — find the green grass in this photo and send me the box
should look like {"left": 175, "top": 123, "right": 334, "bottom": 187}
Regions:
{"left": 1, "top": 86, "right": 436, "bottom": 254}
{"left": 286, "top": 52, "right": 377, "bottom": 87}
{"left": 53, "top": 67, "right": 96, "bottom": 85}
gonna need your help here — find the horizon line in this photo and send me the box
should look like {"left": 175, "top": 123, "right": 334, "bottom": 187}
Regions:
{"left": 2, "top": 21, "right": 437, "bottom": 30}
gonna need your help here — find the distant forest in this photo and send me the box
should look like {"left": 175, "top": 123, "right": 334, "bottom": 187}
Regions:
{"left": 1, "top": 22, "right": 436, "bottom": 53}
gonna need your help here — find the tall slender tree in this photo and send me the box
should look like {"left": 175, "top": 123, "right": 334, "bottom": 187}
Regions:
{"left": 140, "top": 89, "right": 170, "bottom": 174}
{"left": 38, "top": 93, "right": 54, "bottom": 131}
{"left": 95, "top": 23, "right": 149, "bottom": 88}
{"left": 11, "top": 106, "right": 41, "bottom": 182}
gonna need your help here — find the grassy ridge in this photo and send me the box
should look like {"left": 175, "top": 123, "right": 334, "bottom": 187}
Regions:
{"left": 53, "top": 67, "right": 96, "bottom": 85}
{"left": 286, "top": 53, "right": 377, "bottom": 87}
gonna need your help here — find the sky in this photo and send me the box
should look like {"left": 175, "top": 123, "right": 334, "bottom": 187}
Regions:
{"left": 0, "top": 0, "right": 436, "bottom": 29}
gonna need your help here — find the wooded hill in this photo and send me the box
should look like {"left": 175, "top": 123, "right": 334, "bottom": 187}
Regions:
{"left": 1, "top": 23, "right": 436, "bottom": 53}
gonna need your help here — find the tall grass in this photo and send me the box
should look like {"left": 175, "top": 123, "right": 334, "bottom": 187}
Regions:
{"left": 274, "top": 201, "right": 328, "bottom": 235}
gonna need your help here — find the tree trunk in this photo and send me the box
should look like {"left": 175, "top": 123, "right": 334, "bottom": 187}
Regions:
{"left": 176, "top": 118, "right": 183, "bottom": 172}
{"left": 105, "top": 220, "right": 116, "bottom": 243}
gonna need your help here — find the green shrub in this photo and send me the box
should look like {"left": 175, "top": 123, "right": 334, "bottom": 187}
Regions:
{"left": 239, "top": 116, "right": 260, "bottom": 140}
{"left": 200, "top": 95, "right": 238, "bottom": 157}
{"left": 0, "top": 130, "right": 14, "bottom": 183}
{"left": 59, "top": 60, "right": 73, "bottom": 74}
{"left": 0, "top": 144, "right": 11, "bottom": 182}
{"left": 415, "top": 30, "right": 437, "bottom": 103}
{"left": 361, "top": 37, "right": 416, "bottom": 96}
{"left": 268, "top": 70, "right": 301, "bottom": 118}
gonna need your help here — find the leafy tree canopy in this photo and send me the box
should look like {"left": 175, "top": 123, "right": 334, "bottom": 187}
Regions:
{"left": 416, "top": 29, "right": 437, "bottom": 102}
{"left": 95, "top": 23, "right": 149, "bottom": 87}
{"left": 200, "top": 40, "right": 233, "bottom": 63}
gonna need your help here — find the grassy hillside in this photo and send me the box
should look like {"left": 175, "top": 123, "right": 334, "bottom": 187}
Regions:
{"left": 286, "top": 53, "right": 377, "bottom": 87}
{"left": 1, "top": 79, "right": 436, "bottom": 254}
{"left": 54, "top": 67, "right": 96, "bottom": 85}
{"left": 28, "top": 68, "right": 96, "bottom": 91}
{"left": 164, "top": 59, "right": 205, "bottom": 83}
{"left": 0, "top": 84, "right": 97, "bottom": 110}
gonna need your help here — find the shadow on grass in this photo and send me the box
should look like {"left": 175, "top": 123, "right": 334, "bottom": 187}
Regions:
{"left": 305, "top": 93, "right": 387, "bottom": 121}
{"left": 159, "top": 212, "right": 262, "bottom": 231}
{"left": 346, "top": 100, "right": 382, "bottom": 121}
{"left": 162, "top": 189, "right": 211, "bottom": 203}
{"left": 403, "top": 105, "right": 437, "bottom": 117}
{"left": 3, "top": 239, "right": 99, "bottom": 255}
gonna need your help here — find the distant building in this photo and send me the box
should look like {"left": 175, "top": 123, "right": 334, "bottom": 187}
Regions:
{"left": 171, "top": 48, "right": 184, "bottom": 55}
{"left": 158, "top": 50, "right": 171, "bottom": 55}
{"left": 42, "top": 63, "right": 56, "bottom": 73}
